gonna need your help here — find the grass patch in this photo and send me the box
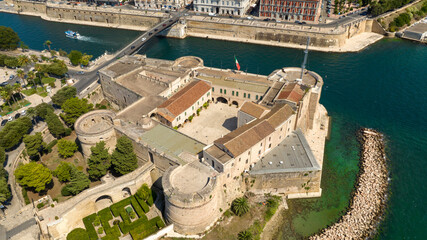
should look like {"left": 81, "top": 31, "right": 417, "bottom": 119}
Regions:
{"left": 42, "top": 77, "right": 56, "bottom": 84}
{"left": 22, "top": 87, "right": 47, "bottom": 97}
{"left": 0, "top": 99, "right": 31, "bottom": 116}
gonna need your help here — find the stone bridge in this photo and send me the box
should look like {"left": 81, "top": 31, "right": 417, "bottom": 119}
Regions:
{"left": 37, "top": 163, "right": 155, "bottom": 240}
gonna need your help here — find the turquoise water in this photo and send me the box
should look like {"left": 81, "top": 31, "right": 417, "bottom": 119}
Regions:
{"left": 2, "top": 13, "right": 427, "bottom": 239}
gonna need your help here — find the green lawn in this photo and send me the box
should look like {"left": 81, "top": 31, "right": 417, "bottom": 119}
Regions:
{"left": 22, "top": 87, "right": 47, "bottom": 97}
{"left": 42, "top": 77, "right": 56, "bottom": 84}
{"left": 0, "top": 99, "right": 31, "bottom": 116}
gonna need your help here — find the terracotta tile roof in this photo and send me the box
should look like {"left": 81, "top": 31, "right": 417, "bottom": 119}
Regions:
{"left": 239, "top": 102, "right": 270, "bottom": 118}
{"left": 215, "top": 120, "right": 275, "bottom": 158}
{"left": 277, "top": 83, "right": 305, "bottom": 103}
{"left": 157, "top": 80, "right": 211, "bottom": 122}
{"left": 263, "top": 104, "right": 294, "bottom": 129}
{"left": 214, "top": 103, "right": 295, "bottom": 159}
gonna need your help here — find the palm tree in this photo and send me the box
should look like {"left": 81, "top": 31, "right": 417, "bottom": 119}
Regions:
{"left": 0, "top": 87, "right": 12, "bottom": 109}
{"left": 17, "top": 55, "right": 30, "bottom": 67}
{"left": 16, "top": 69, "right": 27, "bottom": 88}
{"left": 238, "top": 230, "right": 253, "bottom": 240}
{"left": 44, "top": 40, "right": 52, "bottom": 52}
{"left": 30, "top": 55, "right": 39, "bottom": 63}
{"left": 27, "top": 70, "right": 36, "bottom": 87}
{"left": 13, "top": 83, "right": 24, "bottom": 105}
{"left": 231, "top": 197, "right": 250, "bottom": 216}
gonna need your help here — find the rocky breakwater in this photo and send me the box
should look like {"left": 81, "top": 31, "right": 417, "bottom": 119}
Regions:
{"left": 311, "top": 128, "right": 389, "bottom": 239}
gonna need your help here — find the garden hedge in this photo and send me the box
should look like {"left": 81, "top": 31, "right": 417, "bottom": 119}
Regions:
{"left": 129, "top": 217, "right": 163, "bottom": 240}
{"left": 130, "top": 196, "right": 146, "bottom": 217}
{"left": 98, "top": 208, "right": 121, "bottom": 238}
{"left": 67, "top": 228, "right": 89, "bottom": 240}
{"left": 82, "top": 213, "right": 98, "bottom": 240}
{"left": 135, "top": 195, "right": 149, "bottom": 212}
{"left": 110, "top": 198, "right": 131, "bottom": 217}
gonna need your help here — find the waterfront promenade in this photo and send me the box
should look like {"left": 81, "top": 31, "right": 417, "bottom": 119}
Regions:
{"left": 310, "top": 128, "right": 389, "bottom": 239}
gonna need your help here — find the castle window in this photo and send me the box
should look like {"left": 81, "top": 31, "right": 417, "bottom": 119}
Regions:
{"left": 248, "top": 93, "right": 251, "bottom": 99}
{"left": 227, "top": 174, "right": 230, "bottom": 178}
{"left": 236, "top": 92, "right": 239, "bottom": 96}
{"left": 212, "top": 87, "right": 215, "bottom": 92}
{"left": 220, "top": 89, "right": 223, "bottom": 94}
{"left": 256, "top": 95, "right": 258, "bottom": 100}
{"left": 244, "top": 93, "right": 246, "bottom": 98}
{"left": 246, "top": 159, "right": 248, "bottom": 164}
{"left": 269, "top": 143, "right": 272, "bottom": 148}
{"left": 258, "top": 150, "right": 261, "bottom": 155}
{"left": 232, "top": 91, "right": 235, "bottom": 96}
{"left": 224, "top": 89, "right": 227, "bottom": 94}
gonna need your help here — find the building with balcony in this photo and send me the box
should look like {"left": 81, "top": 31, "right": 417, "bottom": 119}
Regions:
{"left": 259, "top": 0, "right": 320, "bottom": 22}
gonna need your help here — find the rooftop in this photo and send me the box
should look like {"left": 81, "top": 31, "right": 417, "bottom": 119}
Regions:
{"left": 268, "top": 67, "right": 322, "bottom": 88}
{"left": 157, "top": 80, "right": 211, "bottom": 122}
{"left": 170, "top": 161, "right": 214, "bottom": 194}
{"left": 103, "top": 55, "right": 144, "bottom": 78}
{"left": 196, "top": 68, "right": 270, "bottom": 94}
{"left": 250, "top": 129, "right": 321, "bottom": 175}
{"left": 116, "top": 72, "right": 168, "bottom": 97}
{"left": 140, "top": 124, "right": 206, "bottom": 165}
{"left": 116, "top": 95, "right": 166, "bottom": 123}
{"left": 277, "top": 83, "right": 305, "bottom": 103}
{"left": 239, "top": 101, "right": 270, "bottom": 119}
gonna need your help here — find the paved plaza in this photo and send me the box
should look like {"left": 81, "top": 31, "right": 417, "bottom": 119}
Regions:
{"left": 179, "top": 102, "right": 239, "bottom": 144}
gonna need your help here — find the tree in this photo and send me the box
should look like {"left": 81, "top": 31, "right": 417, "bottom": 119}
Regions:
{"left": 46, "top": 113, "right": 69, "bottom": 138}
{"left": 35, "top": 103, "right": 54, "bottom": 119}
{"left": 58, "top": 49, "right": 67, "bottom": 57}
{"left": 60, "top": 97, "right": 93, "bottom": 126}
{"left": 111, "top": 136, "right": 138, "bottom": 175}
{"left": 67, "top": 228, "right": 90, "bottom": 240}
{"left": 0, "top": 176, "right": 11, "bottom": 204}
{"left": 23, "top": 133, "right": 45, "bottom": 159}
{"left": 14, "top": 162, "right": 52, "bottom": 192}
{"left": 57, "top": 139, "right": 78, "bottom": 158}
{"left": 136, "top": 183, "right": 151, "bottom": 201}
{"left": 62, "top": 167, "right": 90, "bottom": 196}
{"left": 0, "top": 117, "right": 32, "bottom": 150}
{"left": 231, "top": 197, "right": 250, "bottom": 216}
{"left": 53, "top": 162, "right": 73, "bottom": 182}
{"left": 20, "top": 41, "right": 29, "bottom": 52}
{"left": 51, "top": 86, "right": 77, "bottom": 107}
{"left": 87, "top": 141, "right": 111, "bottom": 181}
{"left": 237, "top": 230, "right": 253, "bottom": 240}
{"left": 0, "top": 147, "right": 5, "bottom": 166}
{"left": 17, "top": 55, "right": 30, "bottom": 67}
{"left": 27, "top": 70, "right": 36, "bottom": 86}
{"left": 68, "top": 50, "right": 83, "bottom": 66}
{"left": 4, "top": 57, "right": 20, "bottom": 68}
{"left": 30, "top": 54, "right": 39, "bottom": 63}
{"left": 0, "top": 26, "right": 20, "bottom": 50}
{"left": 80, "top": 54, "right": 93, "bottom": 66}
{"left": 44, "top": 40, "right": 52, "bottom": 52}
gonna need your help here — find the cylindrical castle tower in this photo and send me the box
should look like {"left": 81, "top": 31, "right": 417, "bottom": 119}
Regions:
{"left": 74, "top": 110, "right": 116, "bottom": 158}
{"left": 162, "top": 163, "right": 220, "bottom": 234}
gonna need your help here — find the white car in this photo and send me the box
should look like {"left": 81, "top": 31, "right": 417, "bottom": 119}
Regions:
{"left": 141, "top": 37, "right": 146, "bottom": 41}
{"left": 247, "top": 17, "right": 253, "bottom": 20}
{"left": 8, "top": 116, "right": 13, "bottom": 122}
{"left": 21, "top": 110, "right": 27, "bottom": 116}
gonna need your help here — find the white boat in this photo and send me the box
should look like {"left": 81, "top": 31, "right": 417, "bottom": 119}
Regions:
{"left": 65, "top": 30, "right": 81, "bottom": 39}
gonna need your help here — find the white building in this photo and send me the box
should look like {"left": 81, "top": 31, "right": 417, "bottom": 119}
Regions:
{"left": 193, "top": 0, "right": 251, "bottom": 16}
{"left": 135, "top": 0, "right": 189, "bottom": 10}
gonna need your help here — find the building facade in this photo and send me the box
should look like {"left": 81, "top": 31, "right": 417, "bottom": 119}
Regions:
{"left": 135, "top": 0, "right": 187, "bottom": 10}
{"left": 259, "top": 0, "right": 320, "bottom": 22}
{"left": 193, "top": 0, "right": 251, "bottom": 16}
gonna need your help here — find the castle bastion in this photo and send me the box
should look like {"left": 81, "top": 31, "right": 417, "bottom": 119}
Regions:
{"left": 74, "top": 110, "right": 117, "bottom": 158}
{"left": 162, "top": 161, "right": 222, "bottom": 234}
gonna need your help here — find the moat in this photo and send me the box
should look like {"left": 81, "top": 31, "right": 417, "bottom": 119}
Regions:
{"left": 1, "top": 12, "right": 427, "bottom": 239}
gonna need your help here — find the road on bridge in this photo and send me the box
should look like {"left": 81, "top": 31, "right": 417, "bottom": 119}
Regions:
{"left": 73, "top": 9, "right": 188, "bottom": 95}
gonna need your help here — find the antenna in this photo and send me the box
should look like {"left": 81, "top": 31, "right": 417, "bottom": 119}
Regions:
{"left": 300, "top": 37, "right": 310, "bottom": 80}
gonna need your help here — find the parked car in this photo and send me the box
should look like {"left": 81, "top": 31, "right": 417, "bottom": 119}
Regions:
{"left": 247, "top": 16, "right": 253, "bottom": 20}
{"left": 8, "top": 116, "right": 13, "bottom": 122}
{"left": 77, "top": 71, "right": 84, "bottom": 75}
{"left": 0, "top": 82, "right": 8, "bottom": 87}
{"left": 14, "top": 113, "right": 20, "bottom": 119}
{"left": 21, "top": 110, "right": 26, "bottom": 116}
{"left": 131, "top": 46, "right": 135, "bottom": 50}
{"left": 9, "top": 75, "right": 14, "bottom": 80}
{"left": 141, "top": 37, "right": 146, "bottom": 41}
{"left": 1, "top": 119, "right": 8, "bottom": 126}
{"left": 162, "top": 23, "right": 166, "bottom": 26}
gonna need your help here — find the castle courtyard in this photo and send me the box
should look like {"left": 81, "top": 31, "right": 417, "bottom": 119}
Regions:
{"left": 178, "top": 102, "right": 239, "bottom": 144}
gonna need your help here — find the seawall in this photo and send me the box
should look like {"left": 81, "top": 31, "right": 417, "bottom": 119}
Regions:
{"left": 6, "top": 0, "right": 385, "bottom": 52}
{"left": 310, "top": 128, "right": 389, "bottom": 239}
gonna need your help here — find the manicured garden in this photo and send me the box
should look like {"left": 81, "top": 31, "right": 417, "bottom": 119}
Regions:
{"left": 67, "top": 185, "right": 165, "bottom": 240}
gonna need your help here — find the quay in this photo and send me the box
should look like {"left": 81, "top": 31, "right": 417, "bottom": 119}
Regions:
{"left": 310, "top": 128, "right": 389, "bottom": 239}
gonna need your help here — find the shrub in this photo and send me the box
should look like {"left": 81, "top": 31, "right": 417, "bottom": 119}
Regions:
{"left": 93, "top": 217, "right": 101, "bottom": 226}
{"left": 98, "top": 208, "right": 121, "bottom": 238}
{"left": 51, "top": 204, "right": 55, "bottom": 208}
{"left": 130, "top": 211, "right": 136, "bottom": 219}
{"left": 97, "top": 227, "right": 103, "bottom": 234}
{"left": 126, "top": 206, "right": 133, "bottom": 214}
{"left": 22, "top": 188, "right": 30, "bottom": 205}
{"left": 61, "top": 185, "right": 72, "bottom": 196}
{"left": 67, "top": 228, "right": 89, "bottom": 240}
{"left": 196, "top": 108, "right": 201, "bottom": 116}
{"left": 55, "top": 216, "right": 59, "bottom": 220}
{"left": 46, "top": 139, "right": 58, "bottom": 153}
{"left": 113, "top": 220, "right": 120, "bottom": 225}
{"left": 110, "top": 198, "right": 131, "bottom": 217}
{"left": 82, "top": 213, "right": 98, "bottom": 240}
{"left": 37, "top": 202, "right": 45, "bottom": 209}
{"left": 129, "top": 217, "right": 162, "bottom": 240}
{"left": 136, "top": 183, "right": 151, "bottom": 201}
{"left": 188, "top": 115, "right": 193, "bottom": 122}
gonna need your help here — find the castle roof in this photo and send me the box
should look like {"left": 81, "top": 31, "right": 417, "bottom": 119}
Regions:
{"left": 277, "top": 83, "right": 305, "bottom": 103}
{"left": 157, "top": 80, "right": 211, "bottom": 122}
{"left": 239, "top": 101, "right": 270, "bottom": 119}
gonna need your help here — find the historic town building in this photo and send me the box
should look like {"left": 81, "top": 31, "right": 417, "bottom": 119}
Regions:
{"left": 193, "top": 0, "right": 251, "bottom": 16}
{"left": 259, "top": 0, "right": 321, "bottom": 22}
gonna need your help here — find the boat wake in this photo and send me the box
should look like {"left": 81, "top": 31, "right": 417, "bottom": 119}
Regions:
{"left": 77, "top": 36, "right": 97, "bottom": 43}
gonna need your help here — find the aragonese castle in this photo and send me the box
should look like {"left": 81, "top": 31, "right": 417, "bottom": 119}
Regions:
{"left": 38, "top": 55, "right": 329, "bottom": 238}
